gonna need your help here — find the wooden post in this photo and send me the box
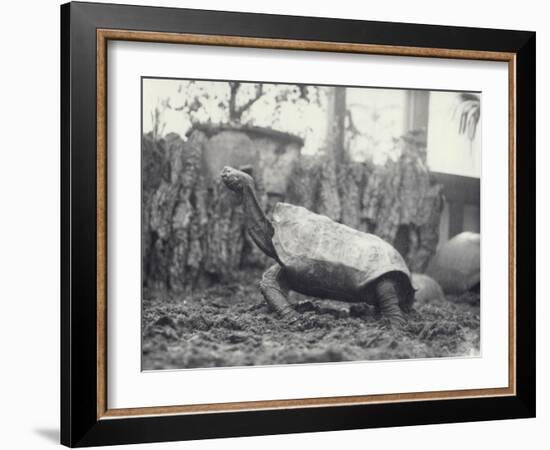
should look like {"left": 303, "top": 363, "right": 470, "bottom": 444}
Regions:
{"left": 325, "top": 86, "right": 347, "bottom": 163}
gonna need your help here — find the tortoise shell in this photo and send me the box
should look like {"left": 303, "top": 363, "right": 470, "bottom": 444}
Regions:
{"left": 271, "top": 203, "right": 411, "bottom": 302}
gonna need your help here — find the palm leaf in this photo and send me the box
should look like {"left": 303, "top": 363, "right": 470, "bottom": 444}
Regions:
{"left": 454, "top": 93, "right": 480, "bottom": 141}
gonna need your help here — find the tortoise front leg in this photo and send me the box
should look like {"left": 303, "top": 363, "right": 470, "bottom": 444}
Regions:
{"left": 260, "top": 265, "right": 297, "bottom": 320}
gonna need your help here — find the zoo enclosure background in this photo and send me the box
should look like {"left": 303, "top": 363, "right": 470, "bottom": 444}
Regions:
{"left": 142, "top": 80, "right": 481, "bottom": 293}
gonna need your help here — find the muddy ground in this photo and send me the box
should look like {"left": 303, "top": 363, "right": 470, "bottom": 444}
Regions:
{"left": 142, "top": 270, "right": 480, "bottom": 370}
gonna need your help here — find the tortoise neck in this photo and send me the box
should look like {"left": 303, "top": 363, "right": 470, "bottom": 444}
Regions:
{"left": 242, "top": 183, "right": 264, "bottom": 224}
{"left": 242, "top": 183, "right": 278, "bottom": 260}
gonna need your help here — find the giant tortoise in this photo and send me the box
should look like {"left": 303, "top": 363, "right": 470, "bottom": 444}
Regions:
{"left": 220, "top": 166, "right": 415, "bottom": 325}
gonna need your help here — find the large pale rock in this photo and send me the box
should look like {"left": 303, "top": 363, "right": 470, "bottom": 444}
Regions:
{"left": 426, "top": 232, "right": 480, "bottom": 294}
{"left": 412, "top": 273, "right": 445, "bottom": 303}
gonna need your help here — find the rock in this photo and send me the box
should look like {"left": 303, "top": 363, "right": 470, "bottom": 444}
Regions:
{"left": 228, "top": 332, "right": 248, "bottom": 344}
{"left": 412, "top": 273, "right": 445, "bottom": 303}
{"left": 154, "top": 316, "right": 176, "bottom": 328}
{"left": 426, "top": 232, "right": 480, "bottom": 294}
{"left": 313, "top": 300, "right": 350, "bottom": 319}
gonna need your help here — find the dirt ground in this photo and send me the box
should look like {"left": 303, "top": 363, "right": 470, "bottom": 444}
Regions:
{"left": 142, "top": 270, "right": 480, "bottom": 370}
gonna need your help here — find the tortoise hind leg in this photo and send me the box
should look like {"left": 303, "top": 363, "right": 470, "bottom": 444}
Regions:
{"left": 260, "top": 265, "right": 297, "bottom": 320}
{"left": 375, "top": 277, "right": 406, "bottom": 327}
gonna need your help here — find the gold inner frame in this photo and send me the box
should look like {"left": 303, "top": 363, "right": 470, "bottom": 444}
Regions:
{"left": 96, "top": 29, "right": 517, "bottom": 420}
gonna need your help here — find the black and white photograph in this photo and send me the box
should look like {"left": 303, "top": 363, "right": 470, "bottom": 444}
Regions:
{"left": 0, "top": 0, "right": 542, "bottom": 447}
{"left": 141, "top": 78, "right": 481, "bottom": 370}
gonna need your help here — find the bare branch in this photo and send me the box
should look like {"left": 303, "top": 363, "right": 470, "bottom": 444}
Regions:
{"left": 235, "top": 84, "right": 264, "bottom": 118}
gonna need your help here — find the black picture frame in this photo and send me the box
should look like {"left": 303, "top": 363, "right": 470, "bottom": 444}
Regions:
{"left": 61, "top": 1, "right": 535, "bottom": 447}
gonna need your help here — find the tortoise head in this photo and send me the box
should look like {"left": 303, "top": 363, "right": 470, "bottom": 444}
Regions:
{"left": 220, "top": 166, "right": 254, "bottom": 193}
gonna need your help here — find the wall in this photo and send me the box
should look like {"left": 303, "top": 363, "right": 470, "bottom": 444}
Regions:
{"left": 0, "top": 1, "right": 545, "bottom": 450}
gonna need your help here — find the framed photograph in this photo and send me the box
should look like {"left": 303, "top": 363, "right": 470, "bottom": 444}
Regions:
{"left": 61, "top": 1, "right": 535, "bottom": 447}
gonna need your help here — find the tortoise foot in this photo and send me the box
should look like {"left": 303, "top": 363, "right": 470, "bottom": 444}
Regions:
{"left": 279, "top": 307, "right": 301, "bottom": 324}
{"left": 389, "top": 318, "right": 406, "bottom": 330}
{"left": 379, "top": 314, "right": 407, "bottom": 331}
